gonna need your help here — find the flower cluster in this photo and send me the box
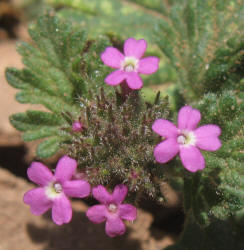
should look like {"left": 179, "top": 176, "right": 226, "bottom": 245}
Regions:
{"left": 24, "top": 156, "right": 136, "bottom": 237}
{"left": 101, "top": 37, "right": 221, "bottom": 172}
{"left": 23, "top": 37, "right": 222, "bottom": 237}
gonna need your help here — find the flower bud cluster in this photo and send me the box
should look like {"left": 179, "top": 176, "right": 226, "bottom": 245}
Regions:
{"left": 68, "top": 88, "right": 169, "bottom": 198}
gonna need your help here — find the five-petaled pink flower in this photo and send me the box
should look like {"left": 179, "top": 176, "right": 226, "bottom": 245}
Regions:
{"left": 101, "top": 38, "right": 159, "bottom": 90}
{"left": 152, "top": 106, "right": 221, "bottom": 172}
{"left": 23, "top": 156, "right": 91, "bottom": 225}
{"left": 86, "top": 184, "right": 137, "bottom": 237}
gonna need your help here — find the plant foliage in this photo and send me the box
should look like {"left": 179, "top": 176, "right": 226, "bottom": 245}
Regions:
{"left": 6, "top": 13, "right": 111, "bottom": 158}
{"left": 5, "top": 0, "right": 244, "bottom": 248}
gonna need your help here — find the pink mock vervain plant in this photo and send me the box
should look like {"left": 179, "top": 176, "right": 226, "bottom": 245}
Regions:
{"left": 23, "top": 156, "right": 91, "bottom": 225}
{"left": 5, "top": 9, "right": 241, "bottom": 247}
{"left": 21, "top": 36, "right": 224, "bottom": 240}
{"left": 152, "top": 105, "right": 222, "bottom": 172}
{"left": 101, "top": 37, "right": 159, "bottom": 89}
{"left": 86, "top": 184, "right": 137, "bottom": 237}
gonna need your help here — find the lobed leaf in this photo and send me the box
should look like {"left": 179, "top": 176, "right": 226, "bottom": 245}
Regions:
{"left": 6, "top": 13, "right": 111, "bottom": 157}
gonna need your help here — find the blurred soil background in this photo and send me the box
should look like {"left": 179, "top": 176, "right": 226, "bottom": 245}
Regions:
{"left": 0, "top": 1, "right": 183, "bottom": 249}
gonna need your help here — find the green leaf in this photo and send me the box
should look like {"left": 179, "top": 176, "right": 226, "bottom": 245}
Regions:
{"left": 155, "top": 0, "right": 244, "bottom": 102}
{"left": 25, "top": 110, "right": 63, "bottom": 125}
{"left": 10, "top": 111, "right": 63, "bottom": 129}
{"left": 165, "top": 215, "right": 244, "bottom": 250}
{"left": 36, "top": 136, "right": 64, "bottom": 158}
{"left": 6, "top": 13, "right": 111, "bottom": 157}
{"left": 22, "top": 127, "right": 59, "bottom": 141}
{"left": 184, "top": 1, "right": 195, "bottom": 44}
{"left": 47, "top": 0, "right": 162, "bottom": 42}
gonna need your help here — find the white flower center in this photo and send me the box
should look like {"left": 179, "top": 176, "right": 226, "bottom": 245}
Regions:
{"left": 124, "top": 65, "right": 134, "bottom": 72}
{"left": 121, "top": 56, "right": 138, "bottom": 72}
{"left": 177, "top": 135, "right": 186, "bottom": 144}
{"left": 108, "top": 203, "right": 117, "bottom": 213}
{"left": 177, "top": 130, "right": 196, "bottom": 147}
{"left": 54, "top": 183, "right": 62, "bottom": 193}
{"left": 45, "top": 182, "right": 63, "bottom": 199}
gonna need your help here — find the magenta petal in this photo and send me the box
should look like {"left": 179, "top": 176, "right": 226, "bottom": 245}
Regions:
{"left": 23, "top": 187, "right": 52, "bottom": 215}
{"left": 105, "top": 217, "right": 126, "bottom": 237}
{"left": 124, "top": 38, "right": 147, "bottom": 59}
{"left": 54, "top": 156, "right": 77, "bottom": 183}
{"left": 101, "top": 47, "right": 124, "bottom": 68}
{"left": 105, "top": 70, "right": 126, "bottom": 86}
{"left": 62, "top": 180, "right": 91, "bottom": 198}
{"left": 126, "top": 72, "right": 143, "bottom": 89}
{"left": 27, "top": 162, "right": 54, "bottom": 186}
{"left": 154, "top": 138, "right": 179, "bottom": 163}
{"left": 180, "top": 146, "right": 205, "bottom": 172}
{"left": 138, "top": 57, "right": 159, "bottom": 74}
{"left": 92, "top": 185, "right": 112, "bottom": 204}
{"left": 112, "top": 184, "right": 128, "bottom": 204}
{"left": 52, "top": 195, "right": 72, "bottom": 225}
{"left": 195, "top": 125, "right": 221, "bottom": 151}
{"left": 86, "top": 204, "right": 107, "bottom": 223}
{"left": 152, "top": 119, "right": 178, "bottom": 138}
{"left": 119, "top": 204, "right": 137, "bottom": 221}
{"left": 178, "top": 106, "right": 201, "bottom": 130}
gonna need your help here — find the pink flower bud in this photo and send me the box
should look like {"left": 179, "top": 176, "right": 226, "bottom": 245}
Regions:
{"left": 72, "top": 121, "right": 83, "bottom": 132}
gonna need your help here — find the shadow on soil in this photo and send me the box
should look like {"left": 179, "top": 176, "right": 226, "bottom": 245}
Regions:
{"left": 0, "top": 144, "right": 29, "bottom": 179}
{"left": 27, "top": 211, "right": 141, "bottom": 250}
{"left": 140, "top": 198, "right": 184, "bottom": 236}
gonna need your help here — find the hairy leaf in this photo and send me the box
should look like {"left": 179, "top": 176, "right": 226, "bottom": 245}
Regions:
{"left": 6, "top": 13, "right": 111, "bottom": 157}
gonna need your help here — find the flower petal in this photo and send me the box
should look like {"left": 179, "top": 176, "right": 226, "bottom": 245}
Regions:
{"left": 86, "top": 204, "right": 107, "bottom": 223}
{"left": 138, "top": 57, "right": 159, "bottom": 74}
{"left": 52, "top": 195, "right": 72, "bottom": 225}
{"left": 179, "top": 146, "right": 205, "bottom": 172}
{"left": 152, "top": 119, "right": 178, "bottom": 138}
{"left": 92, "top": 185, "right": 112, "bottom": 204}
{"left": 23, "top": 187, "right": 52, "bottom": 215}
{"left": 195, "top": 125, "right": 221, "bottom": 151}
{"left": 62, "top": 180, "right": 91, "bottom": 198}
{"left": 119, "top": 204, "right": 137, "bottom": 221}
{"left": 112, "top": 184, "right": 128, "bottom": 204}
{"left": 27, "top": 162, "right": 54, "bottom": 186}
{"left": 126, "top": 72, "right": 143, "bottom": 89}
{"left": 105, "top": 70, "right": 126, "bottom": 86}
{"left": 154, "top": 138, "right": 179, "bottom": 163}
{"left": 54, "top": 156, "right": 77, "bottom": 183}
{"left": 124, "top": 38, "right": 147, "bottom": 59}
{"left": 101, "top": 47, "right": 124, "bottom": 68}
{"left": 178, "top": 106, "right": 201, "bottom": 130}
{"left": 105, "top": 217, "right": 126, "bottom": 237}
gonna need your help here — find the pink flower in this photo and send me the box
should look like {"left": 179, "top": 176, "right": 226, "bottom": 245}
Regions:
{"left": 152, "top": 106, "right": 221, "bottom": 172}
{"left": 72, "top": 121, "right": 83, "bottom": 132}
{"left": 23, "top": 156, "right": 91, "bottom": 225}
{"left": 86, "top": 184, "right": 137, "bottom": 237}
{"left": 101, "top": 38, "right": 159, "bottom": 89}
